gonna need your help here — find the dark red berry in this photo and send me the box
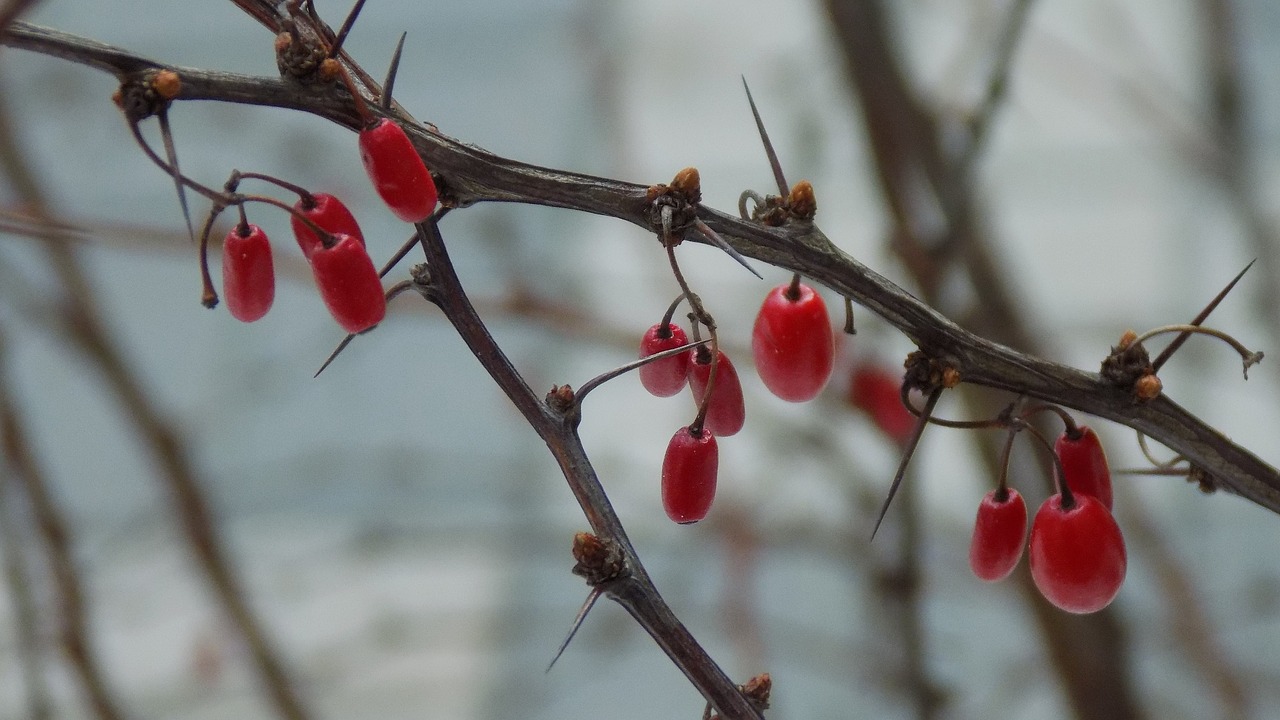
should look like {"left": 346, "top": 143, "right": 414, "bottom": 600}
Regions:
{"left": 1029, "top": 493, "right": 1127, "bottom": 614}
{"left": 309, "top": 233, "right": 386, "bottom": 333}
{"left": 358, "top": 118, "right": 438, "bottom": 223}
{"left": 687, "top": 349, "right": 745, "bottom": 437}
{"left": 661, "top": 425, "right": 718, "bottom": 524}
{"left": 968, "top": 488, "right": 1027, "bottom": 582}
{"left": 1055, "top": 426, "right": 1114, "bottom": 510}
{"left": 291, "top": 192, "right": 364, "bottom": 259}
{"left": 848, "top": 364, "right": 914, "bottom": 444}
{"left": 638, "top": 323, "right": 691, "bottom": 397}
{"left": 221, "top": 223, "right": 274, "bottom": 323}
{"left": 751, "top": 282, "right": 835, "bottom": 402}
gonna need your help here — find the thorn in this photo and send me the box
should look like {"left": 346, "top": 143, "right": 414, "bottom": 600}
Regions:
{"left": 741, "top": 76, "right": 788, "bottom": 197}
{"left": 156, "top": 109, "right": 194, "bottom": 243}
{"left": 872, "top": 387, "right": 942, "bottom": 540}
{"left": 381, "top": 31, "right": 408, "bottom": 111}
{"left": 693, "top": 220, "right": 762, "bottom": 279}
{"left": 1151, "top": 259, "right": 1255, "bottom": 372}
{"left": 546, "top": 588, "right": 602, "bottom": 673}
{"left": 314, "top": 333, "right": 356, "bottom": 378}
{"left": 329, "top": 0, "right": 368, "bottom": 57}
{"left": 379, "top": 233, "right": 420, "bottom": 278}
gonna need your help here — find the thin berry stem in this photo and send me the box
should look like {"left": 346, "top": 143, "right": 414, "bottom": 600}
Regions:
{"left": 574, "top": 339, "right": 710, "bottom": 407}
{"left": 229, "top": 170, "right": 317, "bottom": 207}
{"left": 657, "top": 292, "right": 687, "bottom": 337}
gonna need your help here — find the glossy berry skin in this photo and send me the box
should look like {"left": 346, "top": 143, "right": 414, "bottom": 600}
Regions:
{"left": 848, "top": 364, "right": 914, "bottom": 444}
{"left": 309, "top": 233, "right": 386, "bottom": 333}
{"left": 751, "top": 282, "right": 835, "bottom": 402}
{"left": 358, "top": 118, "right": 438, "bottom": 223}
{"left": 291, "top": 193, "right": 364, "bottom": 259}
{"left": 968, "top": 488, "right": 1027, "bottom": 582}
{"left": 1055, "top": 426, "right": 1114, "bottom": 510}
{"left": 661, "top": 425, "right": 719, "bottom": 524}
{"left": 687, "top": 349, "right": 746, "bottom": 437}
{"left": 638, "top": 323, "right": 691, "bottom": 397}
{"left": 1029, "top": 494, "right": 1127, "bottom": 614}
{"left": 221, "top": 224, "right": 274, "bottom": 323}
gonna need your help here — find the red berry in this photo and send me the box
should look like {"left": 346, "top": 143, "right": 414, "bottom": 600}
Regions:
{"left": 309, "top": 233, "right": 386, "bottom": 333}
{"left": 1029, "top": 494, "right": 1127, "bottom": 614}
{"left": 750, "top": 282, "right": 835, "bottom": 402}
{"left": 848, "top": 364, "right": 914, "bottom": 444}
{"left": 638, "top": 323, "right": 691, "bottom": 397}
{"left": 687, "top": 349, "right": 746, "bottom": 437}
{"left": 968, "top": 488, "right": 1027, "bottom": 582}
{"left": 221, "top": 223, "right": 274, "bottom": 323}
{"left": 661, "top": 425, "right": 718, "bottom": 524}
{"left": 1055, "top": 426, "right": 1114, "bottom": 510}
{"left": 291, "top": 192, "right": 364, "bottom": 259}
{"left": 358, "top": 118, "right": 438, "bottom": 222}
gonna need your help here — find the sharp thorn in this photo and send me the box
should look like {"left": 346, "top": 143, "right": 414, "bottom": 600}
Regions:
{"left": 546, "top": 588, "right": 602, "bottom": 673}
{"left": 1151, "top": 259, "right": 1255, "bottom": 371}
{"left": 694, "top": 220, "right": 762, "bottom": 279}
{"left": 314, "top": 333, "right": 356, "bottom": 378}
{"left": 157, "top": 110, "right": 195, "bottom": 243}
{"left": 871, "top": 387, "right": 942, "bottom": 540}
{"left": 381, "top": 31, "right": 408, "bottom": 111}
{"left": 329, "top": 0, "right": 368, "bottom": 57}
{"left": 380, "top": 233, "right": 420, "bottom": 278}
{"left": 741, "top": 76, "right": 789, "bottom": 197}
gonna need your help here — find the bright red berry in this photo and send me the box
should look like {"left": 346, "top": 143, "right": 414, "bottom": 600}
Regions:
{"left": 687, "top": 349, "right": 746, "bottom": 437}
{"left": 1029, "top": 493, "right": 1127, "bottom": 614}
{"left": 221, "top": 223, "right": 274, "bottom": 323}
{"left": 848, "top": 364, "right": 914, "bottom": 444}
{"left": 968, "top": 488, "right": 1027, "bottom": 582}
{"left": 661, "top": 425, "right": 719, "bottom": 524}
{"left": 309, "top": 233, "right": 386, "bottom": 333}
{"left": 638, "top": 323, "right": 691, "bottom": 397}
{"left": 751, "top": 281, "right": 835, "bottom": 402}
{"left": 291, "top": 192, "right": 364, "bottom": 259}
{"left": 1055, "top": 426, "right": 1114, "bottom": 510}
{"left": 358, "top": 118, "right": 438, "bottom": 223}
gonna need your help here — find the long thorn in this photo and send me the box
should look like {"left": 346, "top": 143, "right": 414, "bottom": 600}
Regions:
{"left": 381, "top": 31, "right": 407, "bottom": 111}
{"left": 328, "top": 0, "right": 368, "bottom": 57}
{"left": 314, "top": 280, "right": 415, "bottom": 377}
{"left": 157, "top": 109, "right": 195, "bottom": 242}
{"left": 872, "top": 387, "right": 942, "bottom": 539}
{"left": 693, "top": 220, "right": 762, "bottom": 279}
{"left": 379, "top": 233, "right": 420, "bottom": 278}
{"left": 1151, "top": 259, "right": 1254, "bottom": 371}
{"left": 546, "top": 588, "right": 602, "bottom": 673}
{"left": 741, "top": 77, "right": 788, "bottom": 196}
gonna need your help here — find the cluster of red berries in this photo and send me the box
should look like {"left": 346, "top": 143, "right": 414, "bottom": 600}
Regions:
{"left": 968, "top": 424, "right": 1127, "bottom": 614}
{"left": 216, "top": 116, "right": 437, "bottom": 333}
{"left": 640, "top": 275, "right": 836, "bottom": 525}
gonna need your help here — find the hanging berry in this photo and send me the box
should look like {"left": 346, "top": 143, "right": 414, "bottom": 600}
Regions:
{"left": 291, "top": 192, "right": 364, "bottom": 258}
{"left": 639, "top": 322, "right": 692, "bottom": 397}
{"left": 1028, "top": 493, "right": 1127, "bottom": 613}
{"left": 688, "top": 348, "right": 746, "bottom": 437}
{"left": 309, "top": 233, "right": 386, "bottom": 333}
{"left": 1054, "top": 426, "right": 1114, "bottom": 510}
{"left": 751, "top": 277, "right": 835, "bottom": 402}
{"left": 967, "top": 488, "right": 1027, "bottom": 582}
{"left": 221, "top": 221, "right": 275, "bottom": 323}
{"left": 661, "top": 425, "right": 719, "bottom": 524}
{"left": 359, "top": 118, "right": 438, "bottom": 223}
{"left": 848, "top": 364, "right": 914, "bottom": 444}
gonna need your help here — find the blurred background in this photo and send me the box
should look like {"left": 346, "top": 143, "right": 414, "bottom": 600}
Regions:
{"left": 2, "top": 0, "right": 1280, "bottom": 718}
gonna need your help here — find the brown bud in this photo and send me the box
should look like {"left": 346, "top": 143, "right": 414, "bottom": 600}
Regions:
{"left": 318, "top": 57, "right": 342, "bottom": 82}
{"left": 788, "top": 179, "right": 816, "bottom": 219}
{"left": 111, "top": 88, "right": 123, "bottom": 108}
{"left": 941, "top": 366, "right": 961, "bottom": 389}
{"left": 151, "top": 70, "right": 181, "bottom": 100}
{"left": 671, "top": 166, "right": 701, "bottom": 203}
{"left": 274, "top": 32, "right": 293, "bottom": 54}
{"left": 1117, "top": 329, "right": 1138, "bottom": 349}
{"left": 546, "top": 384, "right": 576, "bottom": 411}
{"left": 1134, "top": 373, "right": 1162, "bottom": 401}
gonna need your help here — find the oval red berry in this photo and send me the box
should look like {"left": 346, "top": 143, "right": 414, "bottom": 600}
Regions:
{"left": 687, "top": 349, "right": 745, "bottom": 437}
{"left": 309, "top": 233, "right": 386, "bottom": 333}
{"left": 291, "top": 192, "right": 364, "bottom": 259}
{"left": 1029, "top": 494, "right": 1127, "bottom": 614}
{"left": 751, "top": 282, "right": 835, "bottom": 402}
{"left": 1055, "top": 426, "right": 1114, "bottom": 510}
{"left": 358, "top": 118, "right": 438, "bottom": 223}
{"left": 848, "top": 364, "right": 914, "bottom": 444}
{"left": 661, "top": 425, "right": 719, "bottom": 524}
{"left": 638, "top": 323, "right": 691, "bottom": 397}
{"left": 968, "top": 488, "right": 1027, "bottom": 582}
{"left": 221, "top": 223, "right": 275, "bottom": 323}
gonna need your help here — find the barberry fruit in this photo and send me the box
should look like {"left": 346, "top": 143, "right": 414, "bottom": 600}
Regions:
{"left": 291, "top": 192, "right": 364, "bottom": 258}
{"left": 638, "top": 323, "right": 691, "bottom": 397}
{"left": 309, "top": 233, "right": 386, "bottom": 333}
{"left": 661, "top": 425, "right": 719, "bottom": 524}
{"left": 751, "top": 280, "right": 835, "bottom": 402}
{"left": 848, "top": 364, "right": 914, "bottom": 444}
{"left": 221, "top": 223, "right": 274, "bottom": 323}
{"left": 968, "top": 488, "right": 1027, "bottom": 582}
{"left": 1055, "top": 426, "right": 1114, "bottom": 510}
{"left": 1028, "top": 493, "right": 1127, "bottom": 614}
{"left": 688, "top": 349, "right": 746, "bottom": 437}
{"left": 358, "top": 118, "right": 438, "bottom": 223}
